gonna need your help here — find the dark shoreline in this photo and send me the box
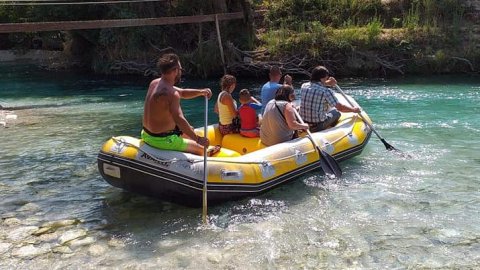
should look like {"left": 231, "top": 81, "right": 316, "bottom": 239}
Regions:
{"left": 1, "top": 49, "right": 479, "bottom": 81}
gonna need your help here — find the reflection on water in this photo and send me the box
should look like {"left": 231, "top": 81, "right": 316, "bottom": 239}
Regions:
{"left": 1, "top": 64, "right": 479, "bottom": 269}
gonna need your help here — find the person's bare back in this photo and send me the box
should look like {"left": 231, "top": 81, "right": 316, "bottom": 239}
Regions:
{"left": 143, "top": 78, "right": 177, "bottom": 134}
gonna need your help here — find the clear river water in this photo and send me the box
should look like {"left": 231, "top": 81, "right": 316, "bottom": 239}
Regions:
{"left": 0, "top": 63, "right": 479, "bottom": 269}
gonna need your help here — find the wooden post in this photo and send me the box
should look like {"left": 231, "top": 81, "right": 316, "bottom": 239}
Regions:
{"left": 215, "top": 14, "right": 227, "bottom": 74}
{"left": 198, "top": 10, "right": 207, "bottom": 78}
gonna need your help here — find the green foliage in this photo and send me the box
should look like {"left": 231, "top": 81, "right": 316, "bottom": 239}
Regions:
{"left": 434, "top": 49, "right": 447, "bottom": 64}
{"left": 258, "top": 0, "right": 475, "bottom": 76}
{"left": 403, "top": 2, "right": 420, "bottom": 30}
{"left": 264, "top": 0, "right": 383, "bottom": 29}
{"left": 0, "top": 0, "right": 475, "bottom": 76}
{"left": 402, "top": 0, "right": 465, "bottom": 30}
{"left": 260, "top": 16, "right": 384, "bottom": 57}
{"left": 367, "top": 17, "right": 383, "bottom": 43}
{"left": 262, "top": 0, "right": 465, "bottom": 32}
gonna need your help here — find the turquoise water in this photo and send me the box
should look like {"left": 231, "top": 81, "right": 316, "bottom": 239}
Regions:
{"left": 1, "top": 63, "right": 479, "bottom": 269}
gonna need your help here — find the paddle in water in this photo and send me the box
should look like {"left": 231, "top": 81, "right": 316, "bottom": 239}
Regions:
{"left": 293, "top": 110, "right": 342, "bottom": 178}
{"left": 334, "top": 85, "right": 409, "bottom": 157}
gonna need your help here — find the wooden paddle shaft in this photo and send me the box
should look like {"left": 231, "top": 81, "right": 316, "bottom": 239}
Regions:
{"left": 202, "top": 96, "right": 208, "bottom": 224}
{"left": 334, "top": 85, "right": 385, "bottom": 140}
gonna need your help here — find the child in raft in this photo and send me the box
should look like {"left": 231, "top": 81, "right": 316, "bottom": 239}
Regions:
{"left": 238, "top": 89, "right": 262, "bottom": 138}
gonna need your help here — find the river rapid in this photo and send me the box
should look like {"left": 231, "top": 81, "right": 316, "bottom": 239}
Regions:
{"left": 1, "top": 63, "right": 479, "bottom": 269}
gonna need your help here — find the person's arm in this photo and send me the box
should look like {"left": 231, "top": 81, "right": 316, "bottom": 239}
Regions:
{"left": 284, "top": 103, "right": 309, "bottom": 130}
{"left": 283, "top": 74, "right": 293, "bottom": 85}
{"left": 336, "top": 103, "right": 361, "bottom": 113}
{"left": 175, "top": 86, "right": 212, "bottom": 99}
{"left": 324, "top": 77, "right": 337, "bottom": 87}
{"left": 169, "top": 91, "right": 207, "bottom": 146}
{"left": 220, "top": 92, "right": 238, "bottom": 116}
{"left": 250, "top": 96, "right": 261, "bottom": 106}
{"left": 323, "top": 87, "right": 359, "bottom": 113}
{"left": 214, "top": 100, "right": 219, "bottom": 114}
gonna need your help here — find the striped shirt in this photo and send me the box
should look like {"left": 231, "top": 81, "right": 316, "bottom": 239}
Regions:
{"left": 299, "top": 82, "right": 338, "bottom": 123}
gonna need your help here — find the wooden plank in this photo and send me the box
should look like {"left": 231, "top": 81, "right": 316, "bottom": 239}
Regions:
{"left": 0, "top": 12, "right": 245, "bottom": 33}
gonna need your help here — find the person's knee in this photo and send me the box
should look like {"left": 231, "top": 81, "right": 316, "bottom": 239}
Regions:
{"left": 310, "top": 124, "right": 322, "bottom": 133}
{"left": 331, "top": 109, "right": 341, "bottom": 120}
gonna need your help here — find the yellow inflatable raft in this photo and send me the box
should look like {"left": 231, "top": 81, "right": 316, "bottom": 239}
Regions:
{"left": 97, "top": 95, "right": 372, "bottom": 207}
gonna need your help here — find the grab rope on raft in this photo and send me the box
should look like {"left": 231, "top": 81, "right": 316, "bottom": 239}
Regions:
{"left": 110, "top": 116, "right": 357, "bottom": 166}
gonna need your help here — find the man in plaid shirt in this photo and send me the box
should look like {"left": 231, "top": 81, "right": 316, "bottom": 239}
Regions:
{"left": 300, "top": 66, "right": 360, "bottom": 132}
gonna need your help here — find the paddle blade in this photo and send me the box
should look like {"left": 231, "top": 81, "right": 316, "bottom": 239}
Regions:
{"left": 381, "top": 139, "right": 396, "bottom": 151}
{"left": 381, "top": 139, "right": 412, "bottom": 158}
{"left": 317, "top": 147, "right": 342, "bottom": 178}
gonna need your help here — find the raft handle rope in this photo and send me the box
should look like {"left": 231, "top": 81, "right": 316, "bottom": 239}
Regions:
{"left": 111, "top": 136, "right": 316, "bottom": 165}
{"left": 110, "top": 117, "right": 357, "bottom": 166}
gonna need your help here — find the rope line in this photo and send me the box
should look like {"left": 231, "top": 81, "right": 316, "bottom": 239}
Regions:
{"left": 110, "top": 136, "right": 319, "bottom": 166}
{"left": 109, "top": 116, "right": 359, "bottom": 166}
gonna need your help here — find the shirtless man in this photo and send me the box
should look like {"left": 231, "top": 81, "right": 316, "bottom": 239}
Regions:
{"left": 141, "top": 53, "right": 214, "bottom": 156}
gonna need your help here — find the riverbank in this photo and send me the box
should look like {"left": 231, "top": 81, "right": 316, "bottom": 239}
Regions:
{"left": 3, "top": 44, "right": 479, "bottom": 81}
{"left": 1, "top": 1, "right": 480, "bottom": 78}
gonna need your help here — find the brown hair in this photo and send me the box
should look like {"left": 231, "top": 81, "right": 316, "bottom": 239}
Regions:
{"left": 269, "top": 66, "right": 282, "bottom": 76}
{"left": 239, "top": 89, "right": 251, "bottom": 104}
{"left": 275, "top": 85, "right": 295, "bottom": 101}
{"left": 157, "top": 53, "right": 180, "bottom": 75}
{"left": 310, "top": 66, "right": 330, "bottom": 82}
{"left": 220, "top": 74, "right": 237, "bottom": 91}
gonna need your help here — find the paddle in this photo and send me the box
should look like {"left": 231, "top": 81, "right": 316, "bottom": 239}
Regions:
{"left": 202, "top": 96, "right": 209, "bottom": 224}
{"left": 293, "top": 110, "right": 342, "bottom": 178}
{"left": 334, "top": 85, "right": 404, "bottom": 154}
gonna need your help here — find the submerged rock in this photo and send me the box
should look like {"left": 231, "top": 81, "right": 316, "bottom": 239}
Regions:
{"left": 108, "top": 238, "right": 126, "bottom": 249}
{"left": 11, "top": 243, "right": 50, "bottom": 259}
{"left": 33, "top": 227, "right": 51, "bottom": 236}
{"left": 33, "top": 219, "right": 81, "bottom": 236}
{"left": 7, "top": 226, "right": 39, "bottom": 241}
{"left": 58, "top": 229, "right": 87, "bottom": 245}
{"left": 68, "top": 236, "right": 96, "bottom": 248}
{"left": 3, "top": 218, "right": 21, "bottom": 227}
{"left": 38, "top": 231, "right": 59, "bottom": 243}
{"left": 88, "top": 244, "right": 107, "bottom": 256}
{"left": 206, "top": 251, "right": 223, "bottom": 264}
{"left": 41, "top": 219, "right": 80, "bottom": 229}
{"left": 0, "top": 242, "right": 12, "bottom": 254}
{"left": 23, "top": 217, "right": 42, "bottom": 226}
{"left": 52, "top": 245, "right": 73, "bottom": 254}
{"left": 17, "top": 203, "right": 41, "bottom": 213}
